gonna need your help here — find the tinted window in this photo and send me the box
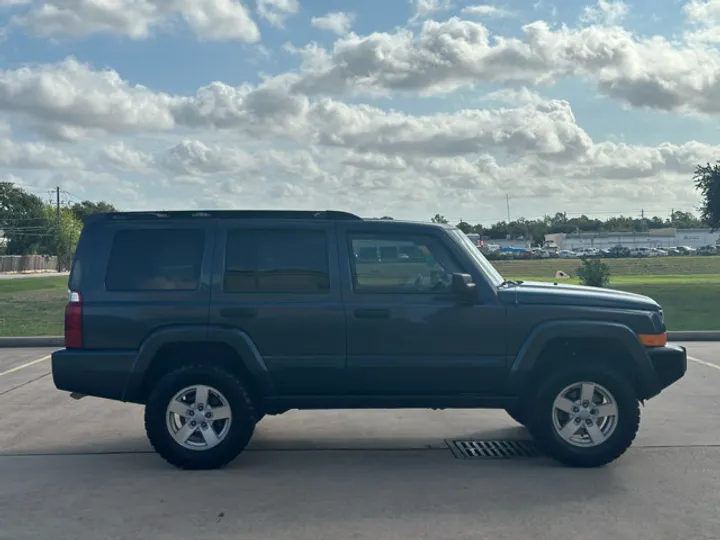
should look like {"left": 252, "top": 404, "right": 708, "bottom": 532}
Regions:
{"left": 225, "top": 230, "right": 329, "bottom": 293}
{"left": 351, "top": 235, "right": 461, "bottom": 293}
{"left": 105, "top": 229, "right": 204, "bottom": 291}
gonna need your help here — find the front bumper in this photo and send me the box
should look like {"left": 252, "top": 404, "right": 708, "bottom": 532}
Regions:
{"left": 647, "top": 343, "right": 687, "bottom": 393}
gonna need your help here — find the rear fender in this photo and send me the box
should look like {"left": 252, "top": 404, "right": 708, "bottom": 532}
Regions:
{"left": 122, "top": 325, "right": 275, "bottom": 402}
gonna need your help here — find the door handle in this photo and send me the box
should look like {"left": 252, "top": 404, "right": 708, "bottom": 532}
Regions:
{"left": 354, "top": 308, "right": 390, "bottom": 319}
{"left": 219, "top": 307, "right": 257, "bottom": 319}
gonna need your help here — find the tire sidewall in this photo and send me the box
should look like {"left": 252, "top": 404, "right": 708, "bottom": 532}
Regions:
{"left": 528, "top": 365, "right": 639, "bottom": 466}
{"left": 145, "top": 366, "right": 256, "bottom": 469}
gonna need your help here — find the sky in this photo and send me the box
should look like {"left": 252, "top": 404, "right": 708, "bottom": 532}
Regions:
{"left": 1, "top": 0, "right": 720, "bottom": 224}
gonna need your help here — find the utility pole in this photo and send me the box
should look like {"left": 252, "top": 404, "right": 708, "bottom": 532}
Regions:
{"left": 55, "top": 186, "right": 61, "bottom": 272}
{"left": 505, "top": 194, "right": 511, "bottom": 240}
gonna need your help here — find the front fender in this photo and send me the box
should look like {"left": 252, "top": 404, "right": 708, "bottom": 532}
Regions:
{"left": 508, "top": 320, "right": 662, "bottom": 399}
{"left": 122, "top": 325, "right": 275, "bottom": 402}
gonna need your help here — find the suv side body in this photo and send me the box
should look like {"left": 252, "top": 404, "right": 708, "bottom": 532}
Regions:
{"left": 52, "top": 210, "right": 687, "bottom": 470}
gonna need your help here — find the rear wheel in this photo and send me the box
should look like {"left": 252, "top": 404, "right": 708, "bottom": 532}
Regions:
{"left": 527, "top": 364, "right": 639, "bottom": 467}
{"left": 145, "top": 365, "right": 257, "bottom": 470}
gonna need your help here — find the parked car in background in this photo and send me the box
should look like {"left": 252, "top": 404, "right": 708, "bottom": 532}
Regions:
{"left": 607, "top": 246, "right": 631, "bottom": 258}
{"left": 557, "top": 250, "right": 577, "bottom": 258}
{"left": 697, "top": 245, "right": 717, "bottom": 256}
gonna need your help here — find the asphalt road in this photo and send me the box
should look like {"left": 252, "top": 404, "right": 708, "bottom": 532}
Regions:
{"left": 0, "top": 344, "right": 718, "bottom": 540}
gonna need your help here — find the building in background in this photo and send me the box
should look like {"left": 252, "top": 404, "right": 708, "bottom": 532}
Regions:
{"left": 545, "top": 228, "right": 720, "bottom": 251}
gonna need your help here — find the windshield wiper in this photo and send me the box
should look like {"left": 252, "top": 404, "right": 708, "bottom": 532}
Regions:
{"left": 498, "top": 279, "right": 524, "bottom": 288}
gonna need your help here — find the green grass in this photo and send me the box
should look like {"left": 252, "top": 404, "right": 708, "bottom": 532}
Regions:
{"left": 492, "top": 256, "right": 720, "bottom": 278}
{"left": 0, "top": 276, "right": 68, "bottom": 337}
{"left": 2, "top": 256, "right": 719, "bottom": 335}
{"left": 496, "top": 258, "right": 720, "bottom": 331}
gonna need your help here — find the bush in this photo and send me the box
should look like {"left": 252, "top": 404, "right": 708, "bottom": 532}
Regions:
{"left": 576, "top": 258, "right": 611, "bottom": 287}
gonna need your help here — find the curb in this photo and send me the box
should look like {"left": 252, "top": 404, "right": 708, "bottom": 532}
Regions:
{"left": 1, "top": 331, "right": 720, "bottom": 348}
{"left": 667, "top": 331, "right": 720, "bottom": 342}
{"left": 0, "top": 336, "right": 64, "bottom": 348}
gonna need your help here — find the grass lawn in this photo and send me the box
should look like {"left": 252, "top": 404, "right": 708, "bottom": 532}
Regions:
{"left": 0, "top": 276, "right": 67, "bottom": 337}
{"left": 1, "top": 256, "right": 719, "bottom": 335}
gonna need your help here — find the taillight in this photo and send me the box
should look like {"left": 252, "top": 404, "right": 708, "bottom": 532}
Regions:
{"left": 65, "top": 290, "right": 83, "bottom": 349}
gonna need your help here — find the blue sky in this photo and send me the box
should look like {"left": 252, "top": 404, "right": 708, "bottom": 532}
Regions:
{"left": 0, "top": 0, "right": 719, "bottom": 222}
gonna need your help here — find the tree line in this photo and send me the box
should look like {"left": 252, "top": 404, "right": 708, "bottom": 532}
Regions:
{"left": 424, "top": 211, "right": 707, "bottom": 246}
{"left": 0, "top": 182, "right": 116, "bottom": 269}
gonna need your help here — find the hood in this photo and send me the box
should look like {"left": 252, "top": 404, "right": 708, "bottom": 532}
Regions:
{"left": 500, "top": 280, "right": 661, "bottom": 311}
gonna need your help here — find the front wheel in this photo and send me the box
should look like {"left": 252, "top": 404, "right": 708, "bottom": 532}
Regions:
{"left": 144, "top": 365, "right": 258, "bottom": 470}
{"left": 527, "top": 365, "right": 640, "bottom": 468}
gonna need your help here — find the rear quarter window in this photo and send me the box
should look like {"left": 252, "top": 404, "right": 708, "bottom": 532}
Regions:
{"left": 105, "top": 228, "right": 205, "bottom": 291}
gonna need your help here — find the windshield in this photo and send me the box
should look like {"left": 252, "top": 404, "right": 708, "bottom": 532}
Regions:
{"left": 448, "top": 229, "right": 504, "bottom": 287}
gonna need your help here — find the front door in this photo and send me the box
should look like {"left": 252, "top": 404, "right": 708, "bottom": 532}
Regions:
{"left": 209, "top": 221, "right": 346, "bottom": 395}
{"left": 338, "top": 225, "right": 507, "bottom": 396}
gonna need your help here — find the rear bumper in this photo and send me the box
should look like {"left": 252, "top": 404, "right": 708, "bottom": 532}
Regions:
{"left": 52, "top": 349, "right": 136, "bottom": 402}
{"left": 646, "top": 343, "right": 687, "bottom": 396}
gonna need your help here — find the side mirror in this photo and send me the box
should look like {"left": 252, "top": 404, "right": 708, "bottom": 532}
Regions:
{"left": 451, "top": 273, "right": 477, "bottom": 296}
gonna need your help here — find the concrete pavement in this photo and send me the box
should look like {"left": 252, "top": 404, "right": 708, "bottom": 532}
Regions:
{"left": 0, "top": 344, "right": 718, "bottom": 540}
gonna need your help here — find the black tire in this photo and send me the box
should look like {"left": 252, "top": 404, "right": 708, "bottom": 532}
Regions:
{"left": 145, "top": 365, "right": 257, "bottom": 470}
{"left": 505, "top": 406, "right": 526, "bottom": 426}
{"left": 527, "top": 364, "right": 640, "bottom": 468}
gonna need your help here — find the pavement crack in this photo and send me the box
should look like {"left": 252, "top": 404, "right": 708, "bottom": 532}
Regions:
{"left": 0, "top": 372, "right": 50, "bottom": 397}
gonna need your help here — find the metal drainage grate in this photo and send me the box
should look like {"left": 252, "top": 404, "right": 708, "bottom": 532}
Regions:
{"left": 449, "top": 440, "right": 540, "bottom": 459}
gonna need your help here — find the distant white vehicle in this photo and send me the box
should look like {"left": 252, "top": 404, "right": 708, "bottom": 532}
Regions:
{"left": 652, "top": 248, "right": 668, "bottom": 257}
{"left": 630, "top": 247, "right": 654, "bottom": 257}
{"left": 558, "top": 250, "right": 577, "bottom": 258}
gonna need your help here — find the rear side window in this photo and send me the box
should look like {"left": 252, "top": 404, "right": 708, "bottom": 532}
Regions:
{"left": 105, "top": 229, "right": 205, "bottom": 291}
{"left": 224, "top": 229, "right": 329, "bottom": 293}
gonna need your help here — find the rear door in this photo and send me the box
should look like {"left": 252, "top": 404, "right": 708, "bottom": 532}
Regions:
{"left": 209, "top": 220, "right": 346, "bottom": 395}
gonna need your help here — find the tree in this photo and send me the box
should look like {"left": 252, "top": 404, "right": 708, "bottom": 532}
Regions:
{"left": 576, "top": 258, "right": 611, "bottom": 288}
{"left": 455, "top": 221, "right": 473, "bottom": 233}
{"left": 694, "top": 162, "right": 720, "bottom": 230}
{"left": 431, "top": 213, "right": 448, "bottom": 224}
{"left": 70, "top": 200, "right": 117, "bottom": 222}
{"left": 0, "top": 182, "right": 46, "bottom": 255}
{"left": 41, "top": 205, "right": 82, "bottom": 271}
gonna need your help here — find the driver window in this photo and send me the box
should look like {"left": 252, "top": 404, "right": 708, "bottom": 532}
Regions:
{"left": 350, "top": 234, "right": 461, "bottom": 293}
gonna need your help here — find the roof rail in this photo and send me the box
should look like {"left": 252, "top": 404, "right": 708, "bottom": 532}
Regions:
{"left": 92, "top": 210, "right": 362, "bottom": 222}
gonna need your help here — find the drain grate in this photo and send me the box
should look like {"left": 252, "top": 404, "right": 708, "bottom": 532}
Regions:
{"left": 449, "top": 440, "right": 541, "bottom": 459}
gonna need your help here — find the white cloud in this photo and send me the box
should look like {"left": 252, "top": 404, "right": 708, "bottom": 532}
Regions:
{"left": 409, "top": 0, "right": 452, "bottom": 22}
{"left": 0, "top": 136, "right": 84, "bottom": 169}
{"left": 256, "top": 0, "right": 299, "bottom": 28}
{"left": 12, "top": 0, "right": 260, "bottom": 42}
{"left": 684, "top": 0, "right": 720, "bottom": 43}
{"left": 284, "top": 17, "right": 720, "bottom": 116}
{"left": 311, "top": 11, "right": 354, "bottom": 35}
{"left": 461, "top": 4, "right": 513, "bottom": 18}
{"left": 97, "top": 142, "right": 155, "bottom": 172}
{"left": 0, "top": 58, "right": 178, "bottom": 139}
{"left": 580, "top": 0, "right": 628, "bottom": 25}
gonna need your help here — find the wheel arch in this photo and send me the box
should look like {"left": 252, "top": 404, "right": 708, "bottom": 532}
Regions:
{"left": 122, "top": 325, "right": 275, "bottom": 404}
{"left": 509, "top": 320, "right": 661, "bottom": 400}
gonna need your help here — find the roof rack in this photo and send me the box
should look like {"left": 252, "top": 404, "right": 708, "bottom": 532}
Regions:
{"left": 94, "top": 210, "right": 362, "bottom": 222}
